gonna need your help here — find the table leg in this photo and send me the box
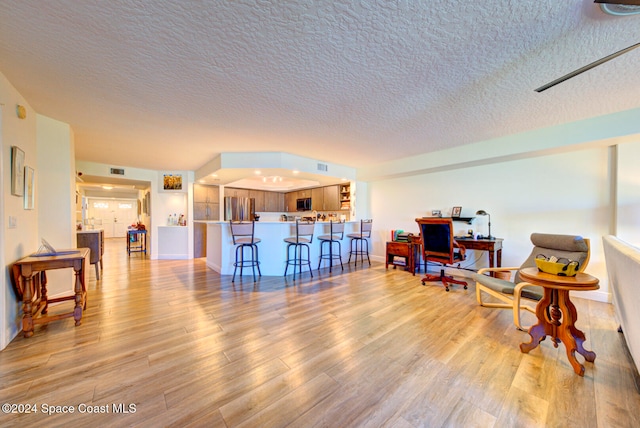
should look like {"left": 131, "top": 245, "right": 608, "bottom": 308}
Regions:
{"left": 73, "top": 266, "right": 84, "bottom": 326}
{"left": 22, "top": 275, "right": 34, "bottom": 338}
{"left": 520, "top": 288, "right": 552, "bottom": 353}
{"left": 40, "top": 272, "right": 49, "bottom": 314}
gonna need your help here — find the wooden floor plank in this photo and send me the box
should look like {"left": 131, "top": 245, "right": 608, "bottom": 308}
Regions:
{"left": 1, "top": 237, "right": 639, "bottom": 427}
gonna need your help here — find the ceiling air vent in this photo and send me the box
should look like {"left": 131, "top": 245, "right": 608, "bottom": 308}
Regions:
{"left": 110, "top": 167, "right": 125, "bottom": 175}
{"left": 317, "top": 163, "right": 328, "bottom": 172}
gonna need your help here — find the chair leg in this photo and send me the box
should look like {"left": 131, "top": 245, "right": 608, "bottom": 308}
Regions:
{"left": 421, "top": 268, "right": 467, "bottom": 292}
{"left": 232, "top": 245, "right": 240, "bottom": 282}
{"left": 364, "top": 238, "right": 370, "bottom": 266}
{"left": 253, "top": 244, "right": 262, "bottom": 278}
{"left": 94, "top": 263, "right": 100, "bottom": 280}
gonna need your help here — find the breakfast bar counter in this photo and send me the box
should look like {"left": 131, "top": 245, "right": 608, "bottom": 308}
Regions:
{"left": 202, "top": 221, "right": 360, "bottom": 276}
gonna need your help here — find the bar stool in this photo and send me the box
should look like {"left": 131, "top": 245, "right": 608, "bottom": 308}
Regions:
{"left": 317, "top": 220, "right": 345, "bottom": 273}
{"left": 284, "top": 220, "right": 315, "bottom": 280}
{"left": 348, "top": 219, "right": 373, "bottom": 266}
{"left": 230, "top": 221, "right": 261, "bottom": 282}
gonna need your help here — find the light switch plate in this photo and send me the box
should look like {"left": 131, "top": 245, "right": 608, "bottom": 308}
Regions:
{"left": 8, "top": 216, "right": 17, "bottom": 229}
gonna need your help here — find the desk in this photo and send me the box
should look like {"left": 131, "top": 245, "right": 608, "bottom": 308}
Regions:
{"left": 127, "top": 229, "right": 147, "bottom": 255}
{"left": 518, "top": 267, "right": 599, "bottom": 376}
{"left": 455, "top": 237, "right": 503, "bottom": 268}
{"left": 385, "top": 240, "right": 420, "bottom": 275}
{"left": 12, "top": 248, "right": 89, "bottom": 338}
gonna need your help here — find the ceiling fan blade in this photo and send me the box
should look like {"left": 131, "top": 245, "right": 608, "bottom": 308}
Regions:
{"left": 594, "top": 0, "right": 640, "bottom": 5}
{"left": 534, "top": 42, "right": 640, "bottom": 92}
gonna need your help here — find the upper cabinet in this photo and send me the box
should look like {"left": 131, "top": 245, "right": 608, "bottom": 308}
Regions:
{"left": 194, "top": 184, "right": 220, "bottom": 220}
{"left": 323, "top": 185, "right": 340, "bottom": 211}
{"left": 224, "top": 187, "right": 250, "bottom": 199}
{"left": 195, "top": 184, "right": 219, "bottom": 203}
{"left": 285, "top": 191, "right": 297, "bottom": 212}
{"left": 264, "top": 191, "right": 284, "bottom": 212}
{"left": 282, "top": 183, "right": 350, "bottom": 212}
{"left": 249, "top": 189, "right": 266, "bottom": 212}
{"left": 311, "top": 188, "right": 324, "bottom": 210}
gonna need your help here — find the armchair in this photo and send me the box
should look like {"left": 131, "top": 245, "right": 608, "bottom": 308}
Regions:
{"left": 415, "top": 218, "right": 468, "bottom": 292}
{"left": 474, "top": 233, "right": 590, "bottom": 330}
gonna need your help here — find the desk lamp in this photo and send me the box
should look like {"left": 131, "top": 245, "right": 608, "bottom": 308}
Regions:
{"left": 475, "top": 210, "right": 493, "bottom": 240}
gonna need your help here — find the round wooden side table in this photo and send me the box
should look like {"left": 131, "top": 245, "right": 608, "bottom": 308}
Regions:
{"left": 518, "top": 267, "right": 599, "bottom": 376}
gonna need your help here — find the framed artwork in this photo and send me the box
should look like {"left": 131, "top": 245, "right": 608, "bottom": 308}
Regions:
{"left": 431, "top": 210, "right": 442, "bottom": 217}
{"left": 11, "top": 146, "right": 25, "bottom": 196}
{"left": 163, "top": 173, "right": 183, "bottom": 190}
{"left": 24, "top": 166, "right": 35, "bottom": 209}
{"left": 451, "top": 206, "right": 462, "bottom": 218}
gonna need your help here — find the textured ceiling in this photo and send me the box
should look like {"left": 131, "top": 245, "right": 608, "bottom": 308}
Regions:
{"left": 1, "top": 0, "right": 639, "bottom": 173}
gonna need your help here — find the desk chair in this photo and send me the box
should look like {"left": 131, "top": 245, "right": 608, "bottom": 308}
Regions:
{"left": 415, "top": 218, "right": 467, "bottom": 292}
{"left": 475, "top": 233, "right": 590, "bottom": 330}
{"left": 347, "top": 219, "right": 373, "bottom": 266}
{"left": 284, "top": 220, "right": 315, "bottom": 280}
{"left": 317, "top": 220, "right": 345, "bottom": 273}
{"left": 230, "top": 221, "right": 261, "bottom": 282}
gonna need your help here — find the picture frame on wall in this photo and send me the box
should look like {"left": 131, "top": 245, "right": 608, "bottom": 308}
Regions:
{"left": 24, "top": 166, "right": 35, "bottom": 209}
{"left": 451, "top": 206, "right": 462, "bottom": 218}
{"left": 163, "top": 173, "right": 183, "bottom": 191}
{"left": 11, "top": 146, "right": 25, "bottom": 196}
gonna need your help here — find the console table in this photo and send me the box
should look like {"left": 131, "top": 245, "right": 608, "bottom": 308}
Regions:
{"left": 518, "top": 267, "right": 599, "bottom": 376}
{"left": 12, "top": 248, "right": 90, "bottom": 337}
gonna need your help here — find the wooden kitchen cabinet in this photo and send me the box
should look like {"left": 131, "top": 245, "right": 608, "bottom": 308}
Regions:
{"left": 265, "top": 191, "right": 284, "bottom": 212}
{"left": 194, "top": 184, "right": 220, "bottom": 220}
{"left": 311, "top": 188, "right": 324, "bottom": 210}
{"left": 224, "top": 187, "right": 250, "bottom": 198}
{"left": 194, "top": 184, "right": 219, "bottom": 203}
{"left": 285, "top": 191, "right": 297, "bottom": 212}
{"left": 323, "top": 185, "right": 340, "bottom": 211}
{"left": 249, "top": 189, "right": 265, "bottom": 211}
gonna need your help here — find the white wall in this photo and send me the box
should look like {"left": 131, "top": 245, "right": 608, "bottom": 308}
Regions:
{"left": 617, "top": 140, "right": 640, "bottom": 246}
{"left": 1, "top": 72, "right": 39, "bottom": 348}
{"left": 36, "top": 114, "right": 76, "bottom": 298}
{"left": 75, "top": 161, "right": 194, "bottom": 259}
{"left": 368, "top": 147, "right": 611, "bottom": 302}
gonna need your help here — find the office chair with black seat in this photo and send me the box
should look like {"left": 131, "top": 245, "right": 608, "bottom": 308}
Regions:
{"left": 415, "top": 218, "right": 468, "bottom": 292}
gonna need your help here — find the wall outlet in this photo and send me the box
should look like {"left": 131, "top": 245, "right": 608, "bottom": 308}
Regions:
{"left": 8, "top": 216, "right": 17, "bottom": 229}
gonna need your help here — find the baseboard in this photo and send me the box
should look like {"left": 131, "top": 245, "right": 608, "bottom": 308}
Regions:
{"left": 157, "top": 254, "right": 189, "bottom": 260}
{"left": 619, "top": 326, "right": 640, "bottom": 394}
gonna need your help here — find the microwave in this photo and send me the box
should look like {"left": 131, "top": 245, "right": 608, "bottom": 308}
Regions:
{"left": 296, "top": 197, "right": 312, "bottom": 211}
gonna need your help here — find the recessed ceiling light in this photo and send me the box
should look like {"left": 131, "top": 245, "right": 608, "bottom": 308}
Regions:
{"left": 254, "top": 170, "right": 261, "bottom": 175}
{"left": 102, "top": 185, "right": 113, "bottom": 190}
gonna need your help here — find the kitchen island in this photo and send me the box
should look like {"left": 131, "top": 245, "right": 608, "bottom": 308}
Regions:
{"left": 200, "top": 221, "right": 361, "bottom": 276}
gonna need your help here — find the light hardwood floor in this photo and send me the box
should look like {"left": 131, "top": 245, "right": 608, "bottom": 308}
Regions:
{"left": 1, "top": 238, "right": 639, "bottom": 427}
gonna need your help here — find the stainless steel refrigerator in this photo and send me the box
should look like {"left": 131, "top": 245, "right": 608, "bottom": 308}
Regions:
{"left": 224, "top": 197, "right": 255, "bottom": 221}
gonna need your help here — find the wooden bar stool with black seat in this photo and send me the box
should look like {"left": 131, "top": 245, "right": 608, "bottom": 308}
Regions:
{"left": 284, "top": 220, "right": 315, "bottom": 280}
{"left": 317, "top": 220, "right": 345, "bottom": 273}
{"left": 230, "top": 221, "right": 261, "bottom": 282}
{"left": 348, "top": 219, "right": 373, "bottom": 266}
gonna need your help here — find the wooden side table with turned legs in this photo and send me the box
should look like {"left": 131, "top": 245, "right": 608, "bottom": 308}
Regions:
{"left": 518, "top": 267, "right": 599, "bottom": 376}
